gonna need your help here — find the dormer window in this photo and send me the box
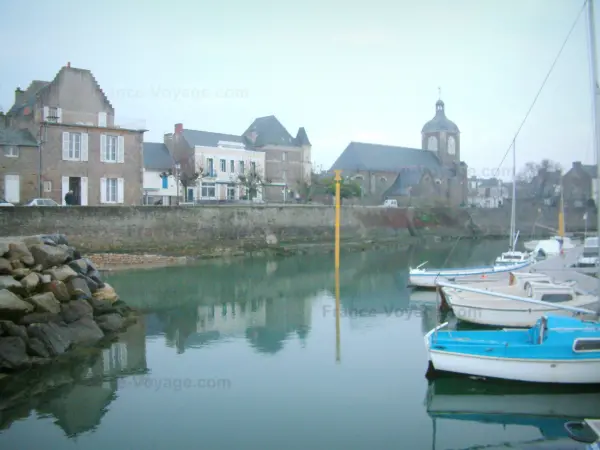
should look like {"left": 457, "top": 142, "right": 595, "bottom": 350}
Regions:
{"left": 43, "top": 106, "right": 62, "bottom": 123}
{"left": 3, "top": 145, "right": 18, "bottom": 157}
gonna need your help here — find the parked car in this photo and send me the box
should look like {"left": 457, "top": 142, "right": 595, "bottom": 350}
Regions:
{"left": 0, "top": 198, "right": 14, "bottom": 206}
{"left": 24, "top": 198, "right": 60, "bottom": 206}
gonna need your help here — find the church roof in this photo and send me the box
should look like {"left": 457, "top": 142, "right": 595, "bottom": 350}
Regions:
{"left": 329, "top": 141, "right": 442, "bottom": 173}
{"left": 421, "top": 100, "right": 460, "bottom": 134}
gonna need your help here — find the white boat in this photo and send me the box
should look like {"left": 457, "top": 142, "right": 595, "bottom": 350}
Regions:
{"left": 494, "top": 250, "right": 533, "bottom": 266}
{"left": 577, "top": 236, "right": 599, "bottom": 267}
{"left": 441, "top": 279, "right": 598, "bottom": 327}
{"left": 424, "top": 314, "right": 600, "bottom": 384}
{"left": 533, "top": 236, "right": 576, "bottom": 258}
{"left": 408, "top": 259, "right": 534, "bottom": 289}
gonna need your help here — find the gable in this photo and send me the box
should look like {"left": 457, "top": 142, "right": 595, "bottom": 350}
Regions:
{"left": 243, "top": 115, "right": 295, "bottom": 147}
{"left": 143, "top": 142, "right": 173, "bottom": 171}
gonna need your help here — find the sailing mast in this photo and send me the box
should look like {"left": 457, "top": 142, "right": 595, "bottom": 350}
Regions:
{"left": 587, "top": 0, "right": 600, "bottom": 307}
{"left": 509, "top": 139, "right": 517, "bottom": 250}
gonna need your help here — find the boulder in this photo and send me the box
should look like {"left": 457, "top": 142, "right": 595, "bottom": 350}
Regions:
{"left": 60, "top": 300, "right": 93, "bottom": 323}
{"left": 39, "top": 274, "right": 51, "bottom": 284}
{"left": 29, "top": 244, "right": 69, "bottom": 270}
{"left": 22, "top": 236, "right": 45, "bottom": 248}
{"left": 27, "top": 322, "right": 71, "bottom": 356}
{"left": 11, "top": 268, "right": 31, "bottom": 280}
{"left": 0, "top": 320, "right": 28, "bottom": 341}
{"left": 66, "top": 277, "right": 92, "bottom": 301}
{"left": 83, "top": 258, "right": 99, "bottom": 273}
{"left": 88, "top": 297, "right": 115, "bottom": 315}
{"left": 89, "top": 273, "right": 105, "bottom": 289}
{"left": 27, "top": 337, "right": 50, "bottom": 358}
{"left": 66, "top": 317, "right": 104, "bottom": 345}
{"left": 7, "top": 242, "right": 35, "bottom": 266}
{"left": 92, "top": 283, "right": 119, "bottom": 303}
{"left": 20, "top": 312, "right": 62, "bottom": 326}
{"left": 0, "top": 258, "right": 11, "bottom": 275}
{"left": 0, "top": 242, "right": 9, "bottom": 256}
{"left": 95, "top": 313, "right": 125, "bottom": 333}
{"left": 40, "top": 234, "right": 69, "bottom": 246}
{"left": 0, "top": 289, "right": 34, "bottom": 318}
{"left": 0, "top": 276, "right": 25, "bottom": 296}
{"left": 0, "top": 336, "right": 30, "bottom": 370}
{"left": 10, "top": 260, "right": 24, "bottom": 270}
{"left": 25, "top": 292, "right": 61, "bottom": 314}
{"left": 43, "top": 280, "right": 71, "bottom": 302}
{"left": 80, "top": 275, "right": 99, "bottom": 293}
{"left": 68, "top": 259, "right": 89, "bottom": 275}
{"left": 44, "top": 265, "right": 78, "bottom": 282}
{"left": 21, "top": 273, "right": 40, "bottom": 293}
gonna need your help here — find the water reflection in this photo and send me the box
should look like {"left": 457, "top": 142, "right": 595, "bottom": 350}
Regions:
{"left": 426, "top": 378, "right": 600, "bottom": 449}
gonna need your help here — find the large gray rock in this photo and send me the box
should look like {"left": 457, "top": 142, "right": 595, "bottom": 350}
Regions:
{"left": 0, "top": 289, "right": 34, "bottom": 317}
{"left": 27, "top": 337, "right": 50, "bottom": 358}
{"left": 7, "top": 242, "right": 35, "bottom": 266}
{"left": 95, "top": 313, "right": 125, "bottom": 333}
{"left": 0, "top": 275, "right": 23, "bottom": 291}
{"left": 66, "top": 317, "right": 104, "bottom": 345}
{"left": 43, "top": 280, "right": 71, "bottom": 302}
{"left": 68, "top": 259, "right": 89, "bottom": 275}
{"left": 22, "top": 236, "right": 45, "bottom": 248}
{"left": 44, "top": 265, "right": 78, "bottom": 282}
{"left": 0, "top": 258, "right": 11, "bottom": 275}
{"left": 0, "top": 320, "right": 28, "bottom": 341}
{"left": 0, "top": 242, "right": 9, "bottom": 256}
{"left": 40, "top": 234, "right": 69, "bottom": 246}
{"left": 60, "top": 300, "right": 93, "bottom": 323}
{"left": 21, "top": 272, "right": 40, "bottom": 293}
{"left": 67, "top": 277, "right": 92, "bottom": 301}
{"left": 0, "top": 336, "right": 30, "bottom": 370}
{"left": 20, "top": 312, "right": 62, "bottom": 326}
{"left": 25, "top": 292, "right": 61, "bottom": 314}
{"left": 27, "top": 322, "right": 71, "bottom": 356}
{"left": 11, "top": 268, "right": 31, "bottom": 280}
{"left": 29, "top": 244, "right": 69, "bottom": 270}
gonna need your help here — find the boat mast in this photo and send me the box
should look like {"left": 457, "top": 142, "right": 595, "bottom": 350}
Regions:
{"left": 587, "top": 0, "right": 600, "bottom": 303}
{"left": 510, "top": 139, "right": 517, "bottom": 250}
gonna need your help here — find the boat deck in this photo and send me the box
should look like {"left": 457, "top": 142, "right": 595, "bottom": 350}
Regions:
{"left": 587, "top": 419, "right": 600, "bottom": 439}
{"left": 526, "top": 247, "right": 600, "bottom": 296}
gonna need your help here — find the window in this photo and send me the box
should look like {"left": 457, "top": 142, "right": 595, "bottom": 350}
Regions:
{"left": 282, "top": 152, "right": 287, "bottom": 161}
{"left": 283, "top": 170, "right": 287, "bottom": 181}
{"left": 69, "top": 133, "right": 81, "bottom": 159}
{"left": 201, "top": 183, "right": 216, "bottom": 197}
{"left": 105, "top": 136, "right": 117, "bottom": 162}
{"left": 43, "top": 181, "right": 52, "bottom": 193}
{"left": 207, "top": 158, "right": 214, "bottom": 176}
{"left": 239, "top": 161, "right": 245, "bottom": 174}
{"left": 230, "top": 160, "right": 235, "bottom": 172}
{"left": 539, "top": 293, "right": 573, "bottom": 303}
{"left": 105, "top": 178, "right": 118, "bottom": 203}
{"left": 251, "top": 161, "right": 256, "bottom": 173}
{"left": 574, "top": 339, "right": 600, "bottom": 352}
{"left": 48, "top": 107, "right": 59, "bottom": 123}
{"left": 227, "top": 184, "right": 236, "bottom": 200}
{"left": 220, "top": 159, "right": 226, "bottom": 172}
{"left": 3, "top": 146, "right": 18, "bottom": 157}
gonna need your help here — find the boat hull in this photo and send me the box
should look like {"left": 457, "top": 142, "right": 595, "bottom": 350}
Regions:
{"left": 427, "top": 348, "right": 600, "bottom": 384}
{"left": 409, "top": 261, "right": 534, "bottom": 288}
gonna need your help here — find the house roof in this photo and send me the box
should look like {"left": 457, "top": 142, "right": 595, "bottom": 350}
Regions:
{"left": 421, "top": 100, "right": 460, "bottom": 134}
{"left": 0, "top": 123, "right": 38, "bottom": 146}
{"left": 329, "top": 141, "right": 443, "bottom": 173}
{"left": 181, "top": 129, "right": 246, "bottom": 148}
{"left": 295, "top": 127, "right": 311, "bottom": 146}
{"left": 243, "top": 115, "right": 296, "bottom": 147}
{"left": 143, "top": 142, "right": 173, "bottom": 171}
{"left": 582, "top": 164, "right": 597, "bottom": 177}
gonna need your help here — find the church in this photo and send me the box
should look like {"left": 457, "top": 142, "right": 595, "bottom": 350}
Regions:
{"left": 329, "top": 99, "right": 468, "bottom": 206}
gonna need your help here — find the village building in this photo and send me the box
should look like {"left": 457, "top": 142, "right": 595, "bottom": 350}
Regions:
{"left": 329, "top": 99, "right": 468, "bottom": 205}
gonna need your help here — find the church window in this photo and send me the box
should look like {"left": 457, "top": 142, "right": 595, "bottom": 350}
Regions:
{"left": 427, "top": 136, "right": 438, "bottom": 151}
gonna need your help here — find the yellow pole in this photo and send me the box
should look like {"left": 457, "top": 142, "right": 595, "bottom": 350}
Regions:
{"left": 334, "top": 169, "right": 342, "bottom": 362}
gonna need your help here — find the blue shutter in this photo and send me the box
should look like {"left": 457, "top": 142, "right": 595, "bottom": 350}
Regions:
{"left": 162, "top": 175, "right": 168, "bottom": 189}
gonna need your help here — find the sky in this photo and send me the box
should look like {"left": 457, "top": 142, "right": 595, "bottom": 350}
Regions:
{"left": 0, "top": 0, "right": 598, "bottom": 180}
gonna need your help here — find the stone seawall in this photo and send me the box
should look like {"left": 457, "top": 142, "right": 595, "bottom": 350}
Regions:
{"left": 0, "top": 204, "right": 594, "bottom": 256}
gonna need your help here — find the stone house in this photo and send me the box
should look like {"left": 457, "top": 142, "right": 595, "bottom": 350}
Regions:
{"left": 0, "top": 114, "right": 40, "bottom": 203}
{"left": 5, "top": 63, "right": 146, "bottom": 205}
{"left": 168, "top": 116, "right": 311, "bottom": 203}
{"left": 467, "top": 177, "right": 507, "bottom": 208}
{"left": 329, "top": 99, "right": 468, "bottom": 205}
{"left": 562, "top": 161, "right": 598, "bottom": 207}
{"left": 142, "top": 142, "right": 179, "bottom": 205}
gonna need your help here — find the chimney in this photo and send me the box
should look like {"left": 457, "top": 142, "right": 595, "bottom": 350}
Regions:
{"left": 573, "top": 161, "right": 582, "bottom": 169}
{"left": 67, "top": 62, "right": 71, "bottom": 68}
{"left": 174, "top": 123, "right": 183, "bottom": 134}
{"left": 14, "top": 87, "right": 24, "bottom": 106}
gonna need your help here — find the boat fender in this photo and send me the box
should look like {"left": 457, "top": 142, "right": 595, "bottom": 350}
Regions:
{"left": 524, "top": 282, "right": 533, "bottom": 297}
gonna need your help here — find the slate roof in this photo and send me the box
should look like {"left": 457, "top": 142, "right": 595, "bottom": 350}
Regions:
{"left": 421, "top": 100, "right": 460, "bottom": 134}
{"left": 582, "top": 164, "right": 597, "bottom": 177}
{"left": 329, "top": 141, "right": 443, "bottom": 173}
{"left": 143, "top": 142, "right": 174, "bottom": 171}
{"left": 243, "top": 115, "right": 299, "bottom": 147}
{"left": 295, "top": 127, "right": 311, "bottom": 146}
{"left": 181, "top": 129, "right": 246, "bottom": 148}
{"left": 0, "top": 123, "right": 38, "bottom": 146}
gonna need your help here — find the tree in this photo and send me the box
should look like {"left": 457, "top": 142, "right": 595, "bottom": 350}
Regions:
{"left": 178, "top": 163, "right": 205, "bottom": 202}
{"left": 238, "top": 165, "right": 263, "bottom": 200}
{"left": 295, "top": 171, "right": 325, "bottom": 202}
{"left": 322, "top": 177, "right": 362, "bottom": 203}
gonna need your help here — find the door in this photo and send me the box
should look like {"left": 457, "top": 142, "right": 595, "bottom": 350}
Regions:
{"left": 4, "top": 175, "right": 20, "bottom": 203}
{"left": 62, "top": 176, "right": 69, "bottom": 205}
{"left": 69, "top": 177, "right": 81, "bottom": 205}
{"left": 80, "top": 177, "right": 88, "bottom": 206}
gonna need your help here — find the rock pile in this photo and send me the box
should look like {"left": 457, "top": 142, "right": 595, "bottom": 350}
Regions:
{"left": 0, "top": 234, "right": 135, "bottom": 373}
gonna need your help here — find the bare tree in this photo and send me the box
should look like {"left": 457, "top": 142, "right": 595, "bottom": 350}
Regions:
{"left": 238, "top": 163, "right": 263, "bottom": 200}
{"left": 179, "top": 163, "right": 206, "bottom": 202}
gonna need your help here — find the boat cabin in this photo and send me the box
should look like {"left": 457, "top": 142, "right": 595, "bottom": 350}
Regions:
{"left": 519, "top": 281, "right": 578, "bottom": 301}
{"left": 495, "top": 251, "right": 531, "bottom": 266}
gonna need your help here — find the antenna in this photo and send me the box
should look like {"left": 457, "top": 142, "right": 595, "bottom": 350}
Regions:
{"left": 437, "top": 87, "right": 441, "bottom": 100}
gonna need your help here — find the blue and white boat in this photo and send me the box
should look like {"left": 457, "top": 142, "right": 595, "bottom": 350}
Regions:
{"left": 408, "top": 258, "right": 534, "bottom": 289}
{"left": 424, "top": 315, "right": 600, "bottom": 384}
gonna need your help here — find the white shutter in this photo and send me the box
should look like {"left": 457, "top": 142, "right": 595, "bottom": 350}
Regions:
{"left": 80, "top": 177, "right": 88, "bottom": 206}
{"left": 100, "top": 178, "right": 107, "bottom": 204}
{"left": 100, "top": 135, "right": 106, "bottom": 162}
{"left": 61, "top": 177, "right": 69, "bottom": 205}
{"left": 81, "top": 133, "right": 88, "bottom": 161}
{"left": 117, "top": 136, "right": 125, "bottom": 163}
{"left": 62, "top": 132, "right": 70, "bottom": 160}
{"left": 117, "top": 178, "right": 125, "bottom": 203}
{"left": 43, "top": 106, "right": 49, "bottom": 121}
{"left": 56, "top": 108, "right": 62, "bottom": 123}
{"left": 98, "top": 112, "right": 107, "bottom": 127}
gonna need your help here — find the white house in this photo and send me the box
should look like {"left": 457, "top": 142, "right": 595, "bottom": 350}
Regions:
{"left": 467, "top": 177, "right": 508, "bottom": 208}
{"left": 191, "top": 139, "right": 266, "bottom": 202}
{"left": 142, "top": 142, "right": 179, "bottom": 205}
